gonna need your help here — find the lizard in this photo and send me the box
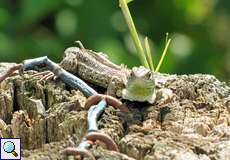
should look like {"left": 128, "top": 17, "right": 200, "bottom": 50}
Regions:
{"left": 0, "top": 43, "right": 156, "bottom": 103}
{"left": 58, "top": 44, "right": 156, "bottom": 103}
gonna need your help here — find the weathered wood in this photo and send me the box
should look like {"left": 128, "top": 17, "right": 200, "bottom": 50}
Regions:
{"left": 0, "top": 63, "right": 229, "bottom": 160}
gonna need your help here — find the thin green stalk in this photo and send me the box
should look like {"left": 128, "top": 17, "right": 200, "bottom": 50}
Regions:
{"left": 119, "top": 0, "right": 149, "bottom": 68}
{"left": 144, "top": 37, "right": 154, "bottom": 71}
{"left": 126, "top": 0, "right": 133, "bottom": 3}
{"left": 155, "top": 39, "right": 171, "bottom": 72}
{"left": 165, "top": 32, "right": 169, "bottom": 44}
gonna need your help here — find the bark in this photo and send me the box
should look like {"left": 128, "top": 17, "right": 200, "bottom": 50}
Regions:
{"left": 0, "top": 63, "right": 229, "bottom": 160}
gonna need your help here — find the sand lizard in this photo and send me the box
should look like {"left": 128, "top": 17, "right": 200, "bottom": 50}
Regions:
{"left": 59, "top": 45, "right": 156, "bottom": 103}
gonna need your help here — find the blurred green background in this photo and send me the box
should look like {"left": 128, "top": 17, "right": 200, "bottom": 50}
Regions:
{"left": 0, "top": 0, "right": 229, "bottom": 81}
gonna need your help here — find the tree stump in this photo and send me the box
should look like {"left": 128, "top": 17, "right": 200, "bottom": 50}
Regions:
{"left": 0, "top": 63, "right": 229, "bottom": 160}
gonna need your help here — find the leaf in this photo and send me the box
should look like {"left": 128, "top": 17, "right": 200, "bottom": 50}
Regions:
{"left": 155, "top": 39, "right": 171, "bottom": 72}
{"left": 119, "top": 0, "right": 133, "bottom": 7}
{"left": 144, "top": 37, "right": 155, "bottom": 71}
{"left": 126, "top": 0, "right": 133, "bottom": 4}
{"left": 119, "top": 0, "right": 150, "bottom": 68}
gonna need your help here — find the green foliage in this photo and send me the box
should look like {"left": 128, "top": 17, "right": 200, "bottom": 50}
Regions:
{"left": 155, "top": 39, "right": 171, "bottom": 72}
{"left": 119, "top": 0, "right": 171, "bottom": 72}
{"left": 144, "top": 37, "right": 154, "bottom": 71}
{"left": 125, "top": 0, "right": 133, "bottom": 4}
{"left": 119, "top": 0, "right": 149, "bottom": 68}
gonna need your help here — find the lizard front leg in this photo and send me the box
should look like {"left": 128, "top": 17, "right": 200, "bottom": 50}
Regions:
{"left": 106, "top": 76, "right": 125, "bottom": 97}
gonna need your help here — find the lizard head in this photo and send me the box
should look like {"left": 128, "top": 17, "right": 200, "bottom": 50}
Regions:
{"left": 121, "top": 66, "right": 156, "bottom": 103}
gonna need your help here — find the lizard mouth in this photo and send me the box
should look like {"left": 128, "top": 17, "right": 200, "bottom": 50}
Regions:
{"left": 121, "top": 77, "right": 156, "bottom": 103}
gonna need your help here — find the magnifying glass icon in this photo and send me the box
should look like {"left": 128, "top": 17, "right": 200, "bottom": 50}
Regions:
{"left": 3, "top": 141, "right": 18, "bottom": 157}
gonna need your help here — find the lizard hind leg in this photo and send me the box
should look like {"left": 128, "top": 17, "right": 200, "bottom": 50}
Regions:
{"left": 31, "top": 71, "right": 55, "bottom": 84}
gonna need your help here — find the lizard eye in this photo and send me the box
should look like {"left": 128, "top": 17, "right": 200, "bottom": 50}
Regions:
{"left": 146, "top": 71, "right": 152, "bottom": 78}
{"left": 130, "top": 71, "right": 134, "bottom": 77}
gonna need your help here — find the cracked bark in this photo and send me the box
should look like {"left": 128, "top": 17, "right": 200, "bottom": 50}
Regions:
{"left": 0, "top": 63, "right": 229, "bottom": 160}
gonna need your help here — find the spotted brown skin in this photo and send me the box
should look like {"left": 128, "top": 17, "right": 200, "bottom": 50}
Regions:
{"left": 60, "top": 47, "right": 127, "bottom": 92}
{"left": 1, "top": 47, "right": 156, "bottom": 103}
{"left": 61, "top": 47, "right": 156, "bottom": 103}
{"left": 0, "top": 46, "right": 156, "bottom": 103}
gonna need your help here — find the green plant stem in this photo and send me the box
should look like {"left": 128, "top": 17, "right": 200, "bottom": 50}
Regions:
{"left": 165, "top": 32, "right": 169, "bottom": 43}
{"left": 119, "top": 0, "right": 149, "bottom": 68}
{"left": 155, "top": 39, "right": 171, "bottom": 72}
{"left": 144, "top": 37, "right": 154, "bottom": 71}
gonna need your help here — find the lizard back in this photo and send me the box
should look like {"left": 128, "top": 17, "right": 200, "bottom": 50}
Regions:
{"left": 60, "top": 47, "right": 128, "bottom": 89}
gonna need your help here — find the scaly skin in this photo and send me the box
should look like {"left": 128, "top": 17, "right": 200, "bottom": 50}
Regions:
{"left": 0, "top": 46, "right": 156, "bottom": 103}
{"left": 60, "top": 46, "right": 156, "bottom": 103}
{"left": 60, "top": 47, "right": 128, "bottom": 94}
